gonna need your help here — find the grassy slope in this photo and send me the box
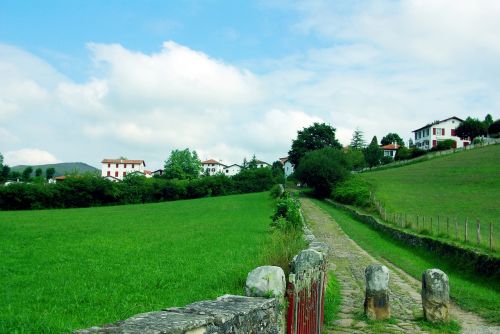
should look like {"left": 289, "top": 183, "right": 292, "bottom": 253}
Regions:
{"left": 360, "top": 145, "right": 500, "bottom": 246}
{"left": 0, "top": 192, "right": 273, "bottom": 333}
{"left": 313, "top": 199, "right": 500, "bottom": 323}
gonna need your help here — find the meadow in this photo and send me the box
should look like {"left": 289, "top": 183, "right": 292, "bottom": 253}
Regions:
{"left": 0, "top": 192, "right": 278, "bottom": 333}
{"left": 360, "top": 144, "right": 500, "bottom": 250}
{"left": 313, "top": 199, "right": 500, "bottom": 323}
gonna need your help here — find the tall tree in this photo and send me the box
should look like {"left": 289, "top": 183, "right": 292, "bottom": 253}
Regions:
{"left": 35, "top": 168, "right": 43, "bottom": 177}
{"left": 0, "top": 152, "right": 3, "bottom": 167}
{"left": 1, "top": 165, "right": 10, "bottom": 182}
{"left": 22, "top": 166, "right": 33, "bottom": 181}
{"left": 364, "top": 136, "right": 383, "bottom": 168}
{"left": 488, "top": 119, "right": 500, "bottom": 136}
{"left": 484, "top": 114, "right": 494, "bottom": 128}
{"left": 349, "top": 128, "right": 366, "bottom": 149}
{"left": 248, "top": 154, "right": 258, "bottom": 169}
{"left": 241, "top": 158, "right": 248, "bottom": 170}
{"left": 455, "top": 117, "right": 487, "bottom": 141}
{"left": 46, "top": 167, "right": 56, "bottom": 180}
{"left": 380, "top": 133, "right": 404, "bottom": 146}
{"left": 163, "top": 148, "right": 201, "bottom": 180}
{"left": 288, "top": 122, "right": 342, "bottom": 168}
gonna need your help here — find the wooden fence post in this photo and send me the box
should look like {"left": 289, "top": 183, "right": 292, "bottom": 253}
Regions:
{"left": 465, "top": 218, "right": 468, "bottom": 243}
{"left": 477, "top": 220, "right": 481, "bottom": 246}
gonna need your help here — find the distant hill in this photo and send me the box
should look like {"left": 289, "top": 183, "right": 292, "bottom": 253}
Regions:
{"left": 11, "top": 162, "right": 100, "bottom": 177}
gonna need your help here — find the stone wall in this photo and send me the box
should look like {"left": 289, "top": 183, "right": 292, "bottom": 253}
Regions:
{"left": 325, "top": 199, "right": 500, "bottom": 278}
{"left": 75, "top": 295, "right": 281, "bottom": 334}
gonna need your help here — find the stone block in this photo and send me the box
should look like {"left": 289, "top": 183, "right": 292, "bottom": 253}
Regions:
{"left": 291, "top": 249, "right": 324, "bottom": 274}
{"left": 364, "top": 264, "right": 390, "bottom": 320}
{"left": 245, "top": 266, "right": 286, "bottom": 298}
{"left": 421, "top": 269, "right": 450, "bottom": 323}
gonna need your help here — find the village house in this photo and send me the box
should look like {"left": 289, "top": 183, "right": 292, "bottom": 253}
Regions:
{"left": 380, "top": 144, "right": 400, "bottom": 159}
{"left": 412, "top": 116, "right": 470, "bottom": 150}
{"left": 223, "top": 164, "right": 242, "bottom": 176}
{"left": 279, "top": 157, "right": 294, "bottom": 177}
{"left": 101, "top": 159, "right": 147, "bottom": 181}
{"left": 255, "top": 160, "right": 270, "bottom": 168}
{"left": 201, "top": 159, "right": 227, "bottom": 176}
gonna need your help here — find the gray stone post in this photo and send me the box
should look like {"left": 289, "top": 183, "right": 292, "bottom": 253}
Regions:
{"left": 421, "top": 269, "right": 450, "bottom": 323}
{"left": 245, "top": 266, "right": 286, "bottom": 334}
{"left": 364, "top": 264, "right": 390, "bottom": 320}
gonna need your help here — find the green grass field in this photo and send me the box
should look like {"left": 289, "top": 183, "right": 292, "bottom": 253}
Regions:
{"left": 313, "top": 199, "right": 500, "bottom": 323}
{"left": 0, "top": 192, "right": 276, "bottom": 333}
{"left": 360, "top": 144, "right": 500, "bottom": 251}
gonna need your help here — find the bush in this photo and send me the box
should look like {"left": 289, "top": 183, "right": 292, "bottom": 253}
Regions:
{"left": 296, "top": 147, "right": 351, "bottom": 197}
{"left": 411, "top": 148, "right": 427, "bottom": 158}
{"left": 332, "top": 176, "right": 371, "bottom": 207}
{"left": 395, "top": 146, "right": 411, "bottom": 161}
{"left": 269, "top": 184, "right": 284, "bottom": 199}
{"left": 381, "top": 156, "right": 393, "bottom": 165}
{"left": 432, "top": 139, "right": 456, "bottom": 151}
{"left": 271, "top": 192, "right": 302, "bottom": 231}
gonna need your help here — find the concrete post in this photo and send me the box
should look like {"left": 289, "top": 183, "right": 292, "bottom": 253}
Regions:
{"left": 421, "top": 269, "right": 450, "bottom": 323}
{"left": 364, "top": 264, "right": 390, "bottom": 320}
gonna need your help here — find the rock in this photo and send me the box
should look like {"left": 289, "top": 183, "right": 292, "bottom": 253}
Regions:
{"left": 291, "top": 249, "right": 324, "bottom": 273}
{"left": 309, "top": 241, "right": 329, "bottom": 254}
{"left": 364, "top": 264, "right": 390, "bottom": 320}
{"left": 421, "top": 269, "right": 450, "bottom": 323}
{"left": 245, "top": 266, "right": 286, "bottom": 298}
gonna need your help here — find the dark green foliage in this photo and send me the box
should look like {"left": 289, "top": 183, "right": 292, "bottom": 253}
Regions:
{"left": 0, "top": 165, "right": 9, "bottom": 183}
{"left": 271, "top": 161, "right": 285, "bottom": 183}
{"left": 381, "top": 133, "right": 404, "bottom": 146}
{"left": 248, "top": 154, "right": 258, "bottom": 169}
{"left": 488, "top": 119, "right": 500, "bottom": 137}
{"left": 364, "top": 136, "right": 383, "bottom": 168}
{"left": 395, "top": 146, "right": 411, "bottom": 161}
{"left": 345, "top": 148, "right": 366, "bottom": 171}
{"left": 22, "top": 167, "right": 33, "bottom": 181}
{"left": 269, "top": 184, "right": 283, "bottom": 199}
{"left": 163, "top": 148, "right": 201, "bottom": 180}
{"left": 433, "top": 139, "right": 456, "bottom": 151}
{"left": 296, "top": 147, "right": 351, "bottom": 197}
{"left": 332, "top": 176, "right": 371, "bottom": 207}
{"left": 45, "top": 167, "right": 55, "bottom": 180}
{"left": 381, "top": 156, "right": 393, "bottom": 165}
{"left": 484, "top": 114, "right": 494, "bottom": 128}
{"left": 34, "top": 168, "right": 43, "bottom": 177}
{"left": 350, "top": 128, "right": 366, "bottom": 149}
{"left": 410, "top": 147, "right": 427, "bottom": 158}
{"left": 288, "top": 122, "right": 342, "bottom": 168}
{"left": 455, "top": 117, "right": 487, "bottom": 141}
{"left": 271, "top": 191, "right": 302, "bottom": 231}
{"left": 0, "top": 170, "right": 273, "bottom": 211}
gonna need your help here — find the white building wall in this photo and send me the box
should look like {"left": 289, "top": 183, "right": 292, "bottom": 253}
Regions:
{"left": 284, "top": 161, "right": 294, "bottom": 177}
{"left": 414, "top": 118, "right": 470, "bottom": 150}
{"left": 101, "top": 162, "right": 145, "bottom": 180}
{"left": 224, "top": 165, "right": 241, "bottom": 176}
{"left": 202, "top": 163, "right": 226, "bottom": 176}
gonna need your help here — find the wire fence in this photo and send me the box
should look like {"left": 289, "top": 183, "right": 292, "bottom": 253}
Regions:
{"left": 371, "top": 194, "right": 496, "bottom": 253}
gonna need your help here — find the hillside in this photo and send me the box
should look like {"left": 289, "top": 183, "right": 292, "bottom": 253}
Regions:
{"left": 360, "top": 144, "right": 500, "bottom": 246}
{"left": 11, "top": 162, "right": 99, "bottom": 176}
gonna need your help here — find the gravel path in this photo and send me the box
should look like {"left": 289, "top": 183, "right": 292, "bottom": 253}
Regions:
{"left": 300, "top": 198, "right": 500, "bottom": 334}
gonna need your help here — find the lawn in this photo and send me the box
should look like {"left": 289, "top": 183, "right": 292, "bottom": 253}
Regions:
{"left": 360, "top": 144, "right": 500, "bottom": 250}
{"left": 312, "top": 199, "right": 500, "bottom": 323}
{"left": 0, "top": 192, "right": 275, "bottom": 333}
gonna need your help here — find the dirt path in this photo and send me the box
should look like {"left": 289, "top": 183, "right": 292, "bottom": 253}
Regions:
{"left": 300, "top": 198, "right": 500, "bottom": 334}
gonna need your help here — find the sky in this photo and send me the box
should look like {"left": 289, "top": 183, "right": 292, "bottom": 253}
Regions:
{"left": 1, "top": 0, "right": 499, "bottom": 169}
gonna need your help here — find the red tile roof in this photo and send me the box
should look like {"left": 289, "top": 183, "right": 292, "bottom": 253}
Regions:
{"left": 201, "top": 159, "right": 221, "bottom": 164}
{"left": 380, "top": 144, "right": 400, "bottom": 150}
{"left": 101, "top": 159, "right": 145, "bottom": 165}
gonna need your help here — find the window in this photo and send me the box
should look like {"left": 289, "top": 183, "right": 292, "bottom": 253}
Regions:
{"left": 116, "top": 163, "right": 119, "bottom": 168}
{"left": 131, "top": 164, "right": 134, "bottom": 168}
{"left": 115, "top": 171, "right": 118, "bottom": 177}
{"left": 123, "top": 172, "right": 126, "bottom": 177}
{"left": 226, "top": 170, "right": 229, "bottom": 173}
{"left": 451, "top": 129, "right": 456, "bottom": 136}
{"left": 211, "top": 168, "right": 215, "bottom": 172}
{"left": 107, "top": 171, "right": 110, "bottom": 176}
{"left": 124, "top": 164, "right": 127, "bottom": 168}
{"left": 107, "top": 163, "right": 110, "bottom": 168}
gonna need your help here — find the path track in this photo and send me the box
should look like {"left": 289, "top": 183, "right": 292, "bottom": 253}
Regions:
{"left": 300, "top": 198, "right": 500, "bottom": 334}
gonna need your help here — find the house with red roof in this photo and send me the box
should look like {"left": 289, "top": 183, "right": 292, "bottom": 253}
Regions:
{"left": 101, "top": 159, "right": 146, "bottom": 180}
{"left": 380, "top": 143, "right": 400, "bottom": 159}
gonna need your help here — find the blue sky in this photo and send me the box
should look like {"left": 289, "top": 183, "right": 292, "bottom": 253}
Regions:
{"left": 1, "top": 0, "right": 499, "bottom": 168}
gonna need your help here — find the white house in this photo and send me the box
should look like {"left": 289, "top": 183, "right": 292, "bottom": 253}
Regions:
{"left": 380, "top": 144, "right": 400, "bottom": 159}
{"left": 279, "top": 157, "right": 294, "bottom": 177}
{"left": 101, "top": 159, "right": 146, "bottom": 180}
{"left": 255, "top": 160, "right": 271, "bottom": 168}
{"left": 201, "top": 159, "right": 227, "bottom": 176}
{"left": 412, "top": 116, "right": 470, "bottom": 150}
{"left": 223, "top": 164, "right": 242, "bottom": 176}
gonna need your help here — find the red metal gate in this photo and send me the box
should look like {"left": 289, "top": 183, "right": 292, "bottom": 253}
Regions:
{"left": 286, "top": 249, "right": 327, "bottom": 334}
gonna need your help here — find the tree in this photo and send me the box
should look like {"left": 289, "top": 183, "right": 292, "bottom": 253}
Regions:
{"left": 455, "top": 117, "right": 487, "bottom": 141}
{"left": 248, "top": 155, "right": 258, "bottom": 169}
{"left": 163, "top": 148, "right": 201, "bottom": 180}
{"left": 345, "top": 148, "right": 366, "bottom": 171}
{"left": 46, "top": 167, "right": 56, "bottom": 180}
{"left": 35, "top": 168, "right": 43, "bottom": 177}
{"left": 271, "top": 161, "right": 285, "bottom": 183}
{"left": 1, "top": 165, "right": 10, "bottom": 182}
{"left": 296, "top": 147, "right": 351, "bottom": 197}
{"left": 364, "top": 136, "right": 383, "bottom": 168}
{"left": 381, "top": 133, "right": 404, "bottom": 146}
{"left": 289, "top": 122, "right": 342, "bottom": 168}
{"left": 241, "top": 158, "right": 248, "bottom": 170}
{"left": 488, "top": 119, "right": 500, "bottom": 137}
{"left": 22, "top": 167, "right": 33, "bottom": 181}
{"left": 484, "top": 114, "right": 494, "bottom": 128}
{"left": 349, "top": 128, "right": 366, "bottom": 149}
{"left": 0, "top": 152, "right": 3, "bottom": 167}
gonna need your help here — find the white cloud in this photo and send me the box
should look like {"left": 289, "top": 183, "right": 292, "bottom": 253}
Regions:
{"left": 4, "top": 149, "right": 60, "bottom": 166}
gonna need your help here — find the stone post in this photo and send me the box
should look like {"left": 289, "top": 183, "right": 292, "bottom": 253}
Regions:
{"left": 421, "top": 269, "right": 450, "bottom": 323}
{"left": 245, "top": 266, "right": 286, "bottom": 334}
{"left": 364, "top": 264, "right": 390, "bottom": 320}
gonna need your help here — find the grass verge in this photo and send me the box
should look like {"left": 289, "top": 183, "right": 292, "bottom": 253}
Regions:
{"left": 312, "top": 199, "right": 500, "bottom": 324}
{"left": 323, "top": 270, "right": 342, "bottom": 328}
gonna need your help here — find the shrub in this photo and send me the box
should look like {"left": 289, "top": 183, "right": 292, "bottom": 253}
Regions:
{"left": 395, "top": 146, "right": 411, "bottom": 161}
{"left": 269, "top": 184, "right": 284, "bottom": 199}
{"left": 271, "top": 192, "right": 302, "bottom": 231}
{"left": 411, "top": 148, "right": 427, "bottom": 158}
{"left": 332, "top": 176, "right": 371, "bottom": 207}
{"left": 381, "top": 156, "right": 393, "bottom": 165}
{"left": 433, "top": 139, "right": 456, "bottom": 151}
